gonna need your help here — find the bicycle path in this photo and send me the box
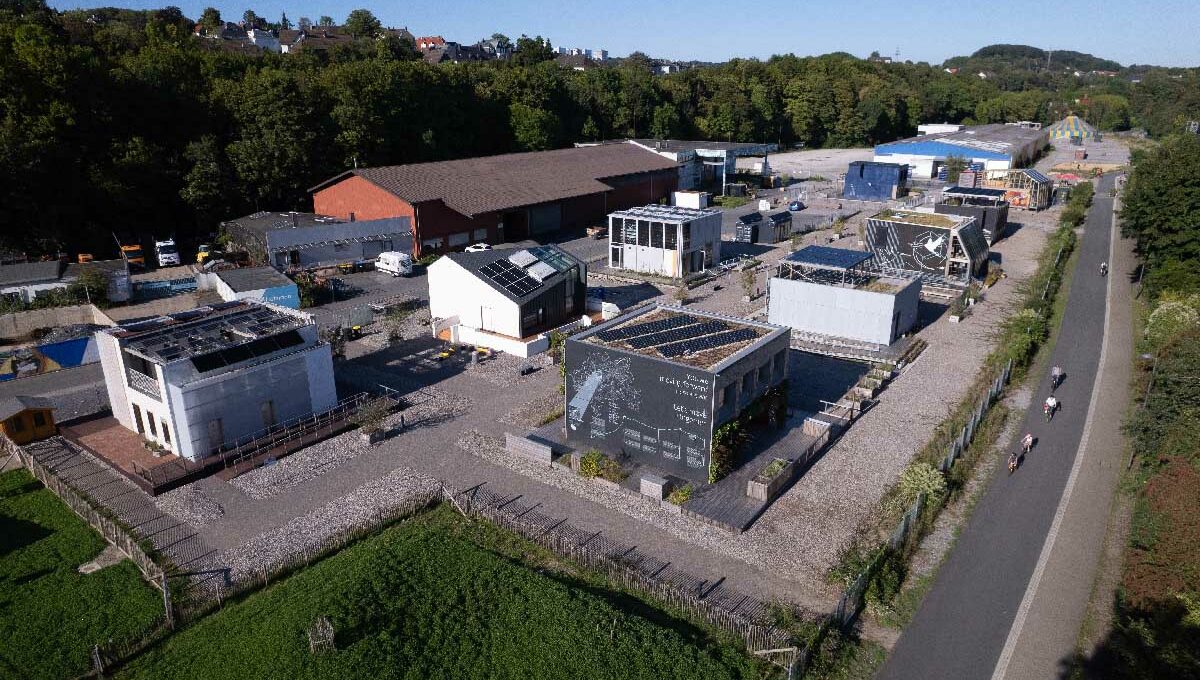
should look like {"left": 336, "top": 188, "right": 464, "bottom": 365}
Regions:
{"left": 878, "top": 173, "right": 1124, "bottom": 680}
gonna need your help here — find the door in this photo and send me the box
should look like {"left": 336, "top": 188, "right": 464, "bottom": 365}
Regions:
{"left": 132, "top": 404, "right": 145, "bottom": 434}
{"left": 261, "top": 401, "right": 276, "bottom": 429}
{"left": 207, "top": 418, "right": 224, "bottom": 453}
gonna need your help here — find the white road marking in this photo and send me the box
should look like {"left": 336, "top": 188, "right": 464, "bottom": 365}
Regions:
{"left": 991, "top": 193, "right": 1117, "bottom": 680}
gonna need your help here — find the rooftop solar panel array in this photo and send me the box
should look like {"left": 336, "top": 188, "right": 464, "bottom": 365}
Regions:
{"left": 593, "top": 313, "right": 699, "bottom": 343}
{"left": 625, "top": 320, "right": 727, "bottom": 349}
{"left": 479, "top": 259, "right": 541, "bottom": 297}
{"left": 658, "top": 328, "right": 759, "bottom": 358}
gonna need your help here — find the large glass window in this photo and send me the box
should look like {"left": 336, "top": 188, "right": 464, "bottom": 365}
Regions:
{"left": 623, "top": 218, "right": 638, "bottom": 243}
{"left": 650, "top": 222, "right": 664, "bottom": 249}
{"left": 664, "top": 223, "right": 678, "bottom": 250}
{"left": 682, "top": 223, "right": 692, "bottom": 250}
{"left": 637, "top": 220, "right": 650, "bottom": 246}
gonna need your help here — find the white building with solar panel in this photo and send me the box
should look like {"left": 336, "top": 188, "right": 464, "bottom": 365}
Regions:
{"left": 96, "top": 301, "right": 337, "bottom": 462}
{"left": 565, "top": 305, "right": 789, "bottom": 483}
{"left": 768, "top": 246, "right": 921, "bottom": 347}
{"left": 427, "top": 245, "right": 587, "bottom": 357}
{"left": 607, "top": 204, "right": 722, "bottom": 278}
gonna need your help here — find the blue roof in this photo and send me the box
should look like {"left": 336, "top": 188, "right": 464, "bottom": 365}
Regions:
{"left": 785, "top": 246, "right": 873, "bottom": 270}
{"left": 874, "top": 139, "right": 1011, "bottom": 161}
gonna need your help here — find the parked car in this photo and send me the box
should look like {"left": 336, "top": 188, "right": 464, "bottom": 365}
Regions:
{"left": 155, "top": 239, "right": 180, "bottom": 267}
{"left": 788, "top": 201, "right": 806, "bottom": 212}
{"left": 376, "top": 251, "right": 413, "bottom": 277}
{"left": 464, "top": 243, "right": 492, "bottom": 252}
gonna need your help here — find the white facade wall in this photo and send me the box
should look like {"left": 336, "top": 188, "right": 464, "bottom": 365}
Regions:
{"left": 96, "top": 331, "right": 134, "bottom": 429}
{"left": 873, "top": 152, "right": 1013, "bottom": 179}
{"left": 767, "top": 277, "right": 920, "bottom": 345}
{"left": 427, "top": 258, "right": 520, "bottom": 337}
{"left": 608, "top": 211, "right": 722, "bottom": 278}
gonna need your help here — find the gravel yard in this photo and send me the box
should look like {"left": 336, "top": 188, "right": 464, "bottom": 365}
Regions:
{"left": 500, "top": 389, "right": 564, "bottom": 428}
{"left": 154, "top": 483, "right": 225, "bottom": 528}
{"left": 218, "top": 465, "right": 441, "bottom": 582}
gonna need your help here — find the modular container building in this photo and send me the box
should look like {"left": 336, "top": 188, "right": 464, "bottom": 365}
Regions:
{"left": 222, "top": 212, "right": 412, "bottom": 271}
{"left": 935, "top": 186, "right": 1010, "bottom": 245}
{"left": 733, "top": 211, "right": 790, "bottom": 244}
{"left": 842, "top": 161, "right": 909, "bottom": 201}
{"left": 565, "top": 305, "right": 789, "bottom": 484}
{"left": 607, "top": 205, "right": 722, "bottom": 278}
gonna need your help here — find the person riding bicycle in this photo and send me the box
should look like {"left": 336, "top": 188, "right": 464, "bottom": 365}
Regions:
{"left": 1100, "top": 261, "right": 1109, "bottom": 276}
{"left": 1022, "top": 432, "right": 1034, "bottom": 454}
{"left": 1051, "top": 365, "right": 1064, "bottom": 390}
{"left": 1008, "top": 450, "right": 1019, "bottom": 474}
{"left": 1044, "top": 395, "right": 1059, "bottom": 418}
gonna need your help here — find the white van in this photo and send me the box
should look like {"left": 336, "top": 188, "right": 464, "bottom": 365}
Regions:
{"left": 376, "top": 251, "right": 413, "bottom": 277}
{"left": 155, "top": 239, "right": 180, "bottom": 267}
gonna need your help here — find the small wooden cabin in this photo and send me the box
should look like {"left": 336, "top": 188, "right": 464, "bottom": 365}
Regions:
{"left": 0, "top": 396, "right": 57, "bottom": 445}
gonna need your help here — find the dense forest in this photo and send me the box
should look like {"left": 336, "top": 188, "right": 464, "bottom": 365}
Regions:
{"left": 2, "top": 1, "right": 1198, "bottom": 258}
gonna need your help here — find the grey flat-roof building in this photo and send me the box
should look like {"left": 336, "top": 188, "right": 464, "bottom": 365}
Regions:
{"left": 626, "top": 139, "right": 777, "bottom": 194}
{"left": 222, "top": 211, "right": 412, "bottom": 270}
{"left": 96, "top": 301, "right": 336, "bottom": 462}
{"left": 608, "top": 204, "right": 722, "bottom": 278}
{"left": 565, "top": 305, "right": 789, "bottom": 483}
{"left": 768, "top": 246, "right": 920, "bottom": 346}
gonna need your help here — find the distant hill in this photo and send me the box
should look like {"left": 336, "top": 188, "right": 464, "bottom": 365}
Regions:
{"left": 944, "top": 44, "right": 1123, "bottom": 73}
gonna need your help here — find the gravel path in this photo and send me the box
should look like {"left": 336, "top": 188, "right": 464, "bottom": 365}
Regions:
{"left": 500, "top": 389, "right": 564, "bottom": 428}
{"left": 219, "top": 465, "right": 440, "bottom": 582}
{"left": 154, "top": 483, "right": 225, "bottom": 529}
{"left": 231, "top": 388, "right": 465, "bottom": 500}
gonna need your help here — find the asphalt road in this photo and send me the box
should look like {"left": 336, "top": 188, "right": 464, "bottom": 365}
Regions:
{"left": 878, "top": 173, "right": 1118, "bottom": 680}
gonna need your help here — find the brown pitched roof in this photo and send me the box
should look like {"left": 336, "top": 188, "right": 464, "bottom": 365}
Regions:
{"left": 311, "top": 145, "right": 679, "bottom": 217}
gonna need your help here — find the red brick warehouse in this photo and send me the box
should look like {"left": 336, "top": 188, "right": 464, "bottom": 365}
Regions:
{"left": 309, "top": 144, "right": 680, "bottom": 258}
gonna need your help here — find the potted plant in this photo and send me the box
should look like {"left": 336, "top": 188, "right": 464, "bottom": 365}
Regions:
{"left": 351, "top": 398, "right": 391, "bottom": 445}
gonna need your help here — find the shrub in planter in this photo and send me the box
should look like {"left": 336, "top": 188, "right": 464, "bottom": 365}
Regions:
{"left": 579, "top": 449, "right": 604, "bottom": 478}
{"left": 351, "top": 398, "right": 391, "bottom": 443}
{"left": 666, "top": 484, "right": 693, "bottom": 505}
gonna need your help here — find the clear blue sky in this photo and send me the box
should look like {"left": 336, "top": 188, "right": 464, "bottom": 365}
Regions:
{"left": 50, "top": 0, "right": 1200, "bottom": 67}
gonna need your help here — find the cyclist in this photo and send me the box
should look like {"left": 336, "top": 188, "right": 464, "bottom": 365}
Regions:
{"left": 1051, "top": 365, "right": 1064, "bottom": 391}
{"left": 1100, "top": 261, "right": 1109, "bottom": 276}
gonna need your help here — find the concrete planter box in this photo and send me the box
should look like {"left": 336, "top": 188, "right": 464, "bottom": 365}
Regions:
{"left": 360, "top": 430, "right": 385, "bottom": 445}
{"left": 640, "top": 474, "right": 669, "bottom": 501}
{"left": 504, "top": 433, "right": 553, "bottom": 464}
{"left": 746, "top": 458, "right": 795, "bottom": 502}
{"left": 949, "top": 314, "right": 961, "bottom": 324}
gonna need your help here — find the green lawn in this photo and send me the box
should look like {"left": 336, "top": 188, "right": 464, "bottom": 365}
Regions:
{"left": 119, "top": 506, "right": 763, "bottom": 680}
{"left": 0, "top": 469, "right": 162, "bottom": 679}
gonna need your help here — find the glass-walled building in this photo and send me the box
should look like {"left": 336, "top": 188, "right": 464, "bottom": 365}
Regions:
{"left": 607, "top": 205, "right": 722, "bottom": 279}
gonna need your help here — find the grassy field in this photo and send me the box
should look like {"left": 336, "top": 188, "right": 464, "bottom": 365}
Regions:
{"left": 0, "top": 469, "right": 162, "bottom": 679}
{"left": 118, "top": 506, "right": 764, "bottom": 680}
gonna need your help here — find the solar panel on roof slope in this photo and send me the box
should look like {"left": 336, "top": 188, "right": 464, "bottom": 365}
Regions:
{"left": 480, "top": 260, "right": 540, "bottom": 297}
{"left": 593, "top": 314, "right": 700, "bottom": 342}
{"left": 659, "top": 328, "right": 759, "bottom": 358}
{"left": 626, "top": 321, "right": 729, "bottom": 349}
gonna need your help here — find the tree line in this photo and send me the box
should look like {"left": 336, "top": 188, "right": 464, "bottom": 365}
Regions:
{"left": 1, "top": 0, "right": 1196, "bottom": 258}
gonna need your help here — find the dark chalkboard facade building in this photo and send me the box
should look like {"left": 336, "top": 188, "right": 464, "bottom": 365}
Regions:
{"left": 864, "top": 209, "right": 989, "bottom": 286}
{"left": 564, "top": 306, "right": 789, "bottom": 483}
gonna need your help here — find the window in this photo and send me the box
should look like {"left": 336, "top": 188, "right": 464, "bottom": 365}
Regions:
{"left": 650, "top": 222, "right": 664, "bottom": 248}
{"left": 125, "top": 351, "right": 154, "bottom": 378}
{"left": 9, "top": 416, "right": 24, "bottom": 433}
{"left": 32, "top": 412, "right": 46, "bottom": 427}
{"left": 773, "top": 350, "right": 786, "bottom": 377}
{"left": 472, "top": 228, "right": 488, "bottom": 241}
{"left": 147, "top": 415, "right": 157, "bottom": 437}
{"left": 422, "top": 238, "right": 443, "bottom": 251}
{"left": 161, "top": 422, "right": 171, "bottom": 444}
{"left": 610, "top": 218, "right": 622, "bottom": 244}
{"left": 622, "top": 219, "right": 638, "bottom": 243}
{"left": 449, "top": 232, "right": 470, "bottom": 247}
{"left": 682, "top": 223, "right": 692, "bottom": 250}
{"left": 664, "top": 224, "right": 678, "bottom": 250}
{"left": 637, "top": 220, "right": 650, "bottom": 246}
{"left": 132, "top": 404, "right": 145, "bottom": 434}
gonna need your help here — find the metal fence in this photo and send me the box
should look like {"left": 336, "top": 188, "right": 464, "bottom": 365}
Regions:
{"left": 792, "top": 357, "right": 1014, "bottom": 677}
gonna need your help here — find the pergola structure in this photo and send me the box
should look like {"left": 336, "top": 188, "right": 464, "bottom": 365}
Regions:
{"left": 775, "top": 246, "right": 876, "bottom": 288}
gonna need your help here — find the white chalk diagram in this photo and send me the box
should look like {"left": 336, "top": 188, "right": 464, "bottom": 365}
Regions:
{"left": 567, "top": 354, "right": 708, "bottom": 469}
{"left": 868, "top": 224, "right": 946, "bottom": 272}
